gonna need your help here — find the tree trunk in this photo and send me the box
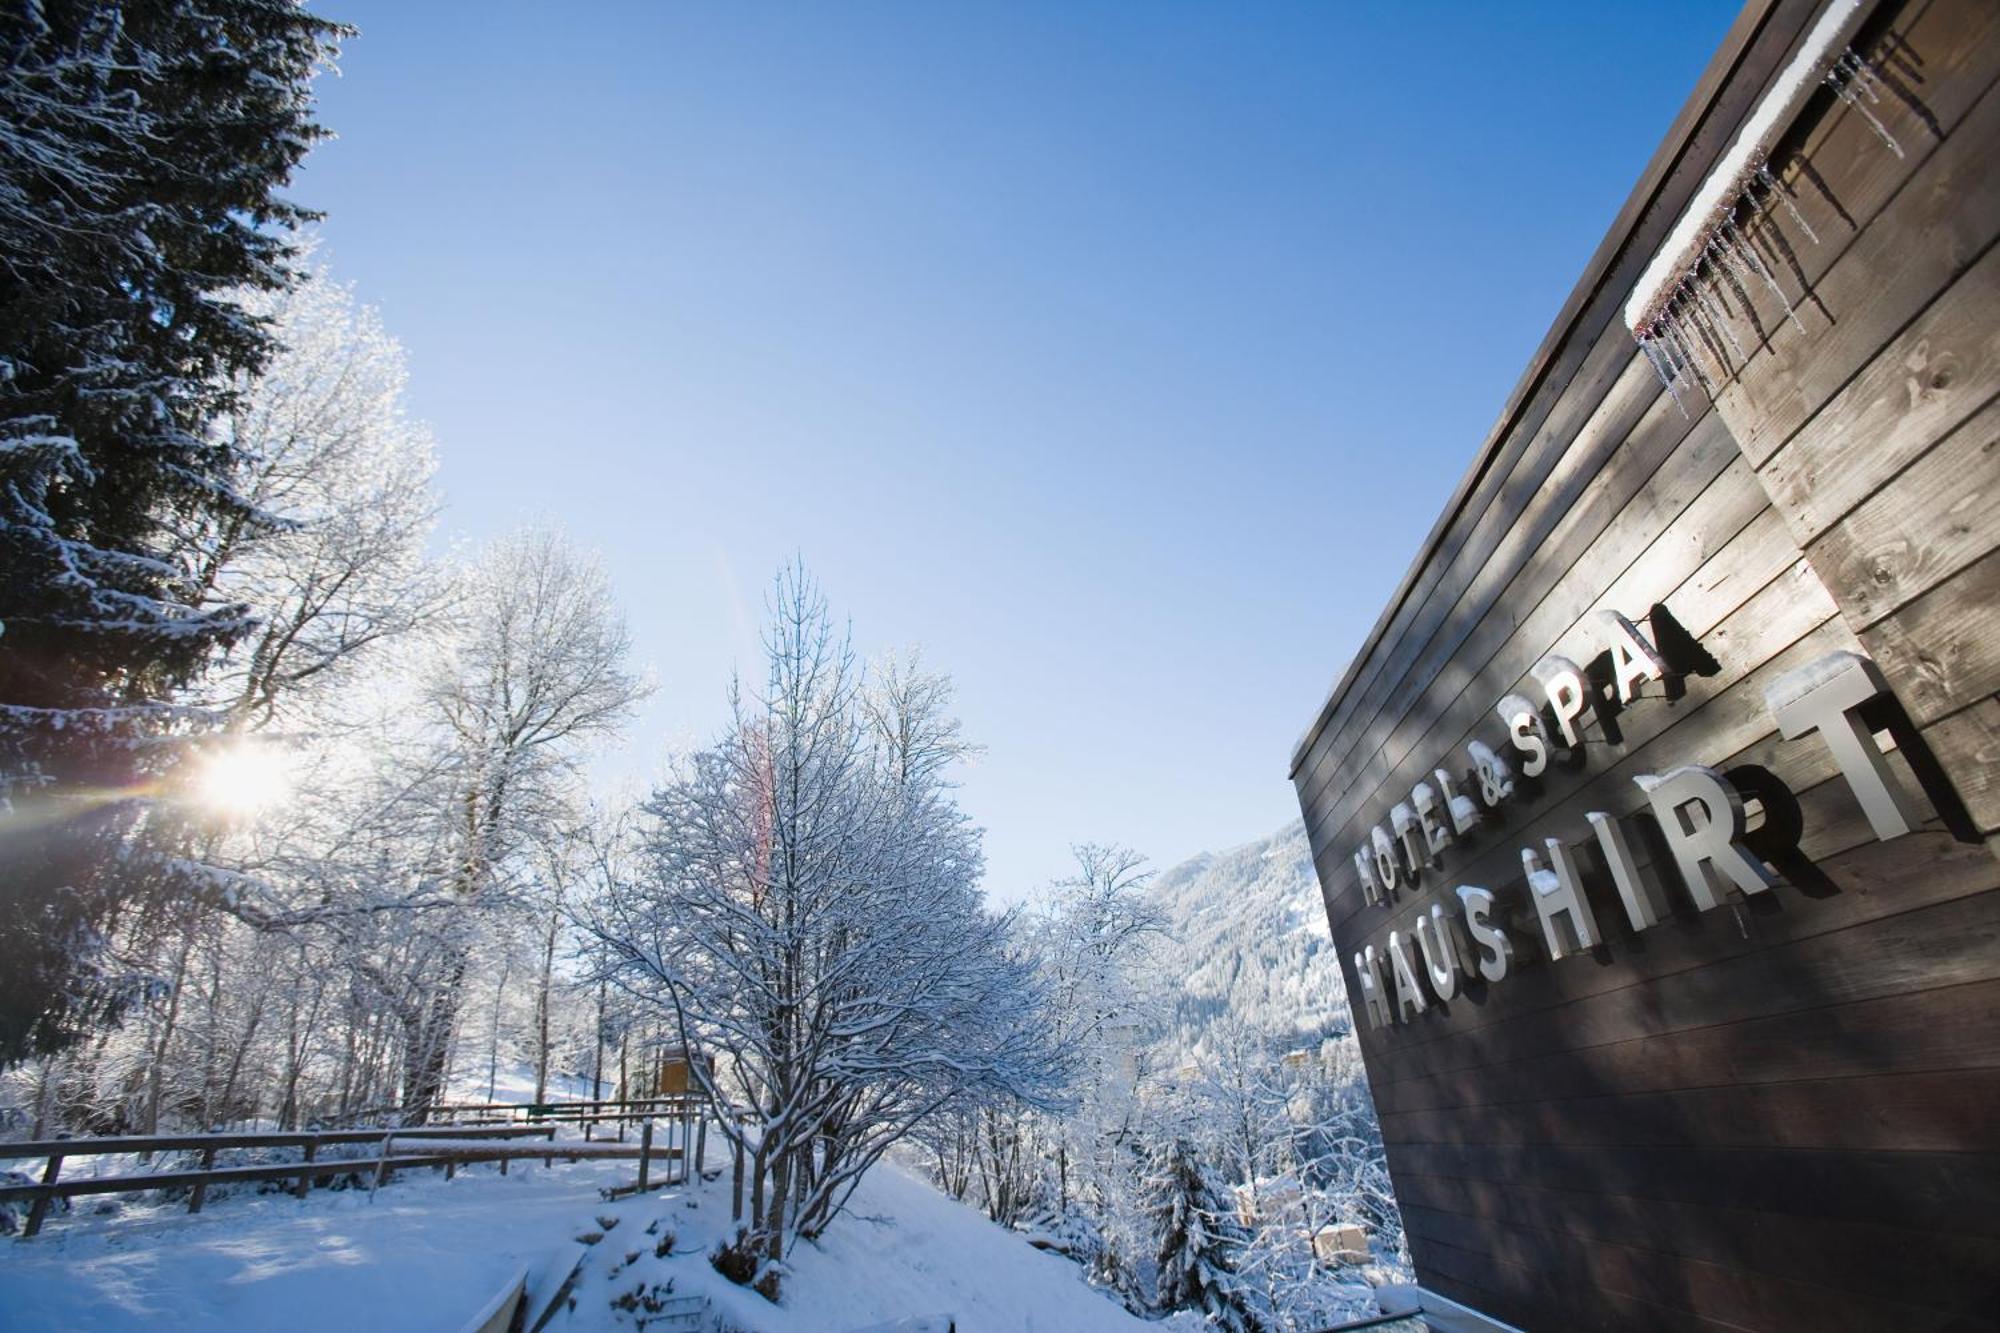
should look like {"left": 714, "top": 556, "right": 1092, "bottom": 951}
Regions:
{"left": 485, "top": 954, "right": 511, "bottom": 1103}
{"left": 766, "top": 1142, "right": 791, "bottom": 1268}
{"left": 402, "top": 951, "right": 468, "bottom": 1124}
{"left": 728, "top": 1128, "right": 744, "bottom": 1216}
{"left": 215, "top": 990, "right": 266, "bottom": 1127}
{"left": 144, "top": 915, "right": 198, "bottom": 1135}
{"left": 533, "top": 911, "right": 557, "bottom": 1103}
{"left": 145, "top": 924, "right": 195, "bottom": 1128}
{"left": 591, "top": 980, "right": 606, "bottom": 1100}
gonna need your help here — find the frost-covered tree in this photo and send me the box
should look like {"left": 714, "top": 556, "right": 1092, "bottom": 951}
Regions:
{"left": 1030, "top": 845, "right": 1163, "bottom": 1215}
{"left": 0, "top": 0, "right": 346, "bottom": 1062}
{"left": 191, "top": 255, "right": 442, "bottom": 731}
{"left": 75, "top": 256, "right": 445, "bottom": 1127}
{"left": 392, "top": 528, "right": 644, "bottom": 1118}
{"left": 1150, "top": 1136, "right": 1264, "bottom": 1332}
{"left": 586, "top": 565, "right": 1058, "bottom": 1297}
{"left": 1191, "top": 1019, "right": 1289, "bottom": 1206}
{"left": 917, "top": 840, "right": 1163, "bottom": 1286}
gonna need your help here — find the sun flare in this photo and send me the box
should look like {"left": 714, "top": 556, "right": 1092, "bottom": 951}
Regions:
{"left": 193, "top": 742, "right": 293, "bottom": 818}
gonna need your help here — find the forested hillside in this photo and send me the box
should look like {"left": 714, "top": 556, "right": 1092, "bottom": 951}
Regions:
{"left": 1144, "top": 824, "right": 1351, "bottom": 1061}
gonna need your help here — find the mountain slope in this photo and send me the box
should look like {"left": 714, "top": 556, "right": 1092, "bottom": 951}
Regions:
{"left": 1144, "top": 822, "right": 1350, "bottom": 1057}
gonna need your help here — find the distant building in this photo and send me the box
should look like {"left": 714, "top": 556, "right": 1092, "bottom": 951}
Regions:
{"left": 1311, "top": 1224, "right": 1370, "bottom": 1269}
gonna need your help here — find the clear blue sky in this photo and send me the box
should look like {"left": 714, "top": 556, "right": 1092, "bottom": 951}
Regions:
{"left": 294, "top": 1, "right": 1738, "bottom": 905}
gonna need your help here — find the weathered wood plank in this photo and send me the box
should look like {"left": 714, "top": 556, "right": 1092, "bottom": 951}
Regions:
{"left": 1407, "top": 1226, "right": 1762, "bottom": 1333}
{"left": 1690, "top": 0, "right": 1999, "bottom": 401}
{"left": 1396, "top": 1178, "right": 2000, "bottom": 1330}
{"left": 1369, "top": 974, "right": 2000, "bottom": 1117}
{"left": 1400, "top": 1199, "right": 1989, "bottom": 1333}
{"left": 1759, "top": 234, "right": 2000, "bottom": 548}
{"left": 1859, "top": 543, "right": 2000, "bottom": 726}
{"left": 1394, "top": 1139, "right": 2000, "bottom": 1236}
{"left": 1381, "top": 1066, "right": 2000, "bottom": 1154}
{"left": 1808, "top": 392, "right": 2000, "bottom": 628}
{"left": 1922, "top": 697, "right": 2000, "bottom": 832}
{"left": 1400, "top": 1184, "right": 2000, "bottom": 1328}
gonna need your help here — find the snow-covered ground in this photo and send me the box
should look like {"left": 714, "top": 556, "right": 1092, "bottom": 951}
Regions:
{"left": 0, "top": 1141, "right": 1153, "bottom": 1332}
{"left": 450, "top": 1060, "right": 603, "bottom": 1107}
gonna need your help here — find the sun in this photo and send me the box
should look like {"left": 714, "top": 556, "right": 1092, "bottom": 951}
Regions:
{"left": 192, "top": 741, "right": 294, "bottom": 818}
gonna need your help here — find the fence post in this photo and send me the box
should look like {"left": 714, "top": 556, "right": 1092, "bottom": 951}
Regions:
{"left": 638, "top": 1120, "right": 653, "bottom": 1192}
{"left": 373, "top": 1131, "right": 394, "bottom": 1193}
{"left": 23, "top": 1153, "right": 63, "bottom": 1238}
{"left": 296, "top": 1137, "right": 317, "bottom": 1199}
{"left": 188, "top": 1146, "right": 219, "bottom": 1214}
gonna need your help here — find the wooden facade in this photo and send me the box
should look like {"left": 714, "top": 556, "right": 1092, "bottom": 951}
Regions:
{"left": 1290, "top": 0, "right": 2000, "bottom": 1328}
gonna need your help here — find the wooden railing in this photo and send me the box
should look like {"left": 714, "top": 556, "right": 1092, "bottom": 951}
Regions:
{"left": 423, "top": 1096, "right": 710, "bottom": 1172}
{"left": 426, "top": 1095, "right": 696, "bottom": 1133}
{"left": 0, "top": 1100, "right": 711, "bottom": 1239}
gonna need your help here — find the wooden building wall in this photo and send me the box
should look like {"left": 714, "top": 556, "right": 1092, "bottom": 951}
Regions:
{"left": 1290, "top": 0, "right": 2000, "bottom": 1328}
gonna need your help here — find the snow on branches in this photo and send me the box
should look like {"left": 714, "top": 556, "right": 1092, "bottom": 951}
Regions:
{"left": 583, "top": 565, "right": 1060, "bottom": 1296}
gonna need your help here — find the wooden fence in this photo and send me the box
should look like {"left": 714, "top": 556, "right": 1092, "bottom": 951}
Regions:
{"left": 424, "top": 1095, "right": 709, "bottom": 1168}
{"left": 0, "top": 1099, "right": 709, "bottom": 1239}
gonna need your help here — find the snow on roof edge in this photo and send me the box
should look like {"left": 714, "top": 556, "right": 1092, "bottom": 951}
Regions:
{"left": 1622, "top": 0, "right": 1872, "bottom": 334}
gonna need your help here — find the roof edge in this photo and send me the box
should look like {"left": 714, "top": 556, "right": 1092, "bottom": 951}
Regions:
{"left": 1288, "top": 0, "right": 1795, "bottom": 780}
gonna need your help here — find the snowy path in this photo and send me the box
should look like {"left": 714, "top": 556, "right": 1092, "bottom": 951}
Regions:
{"left": 0, "top": 1155, "right": 633, "bottom": 1331}
{"left": 0, "top": 1150, "right": 1154, "bottom": 1332}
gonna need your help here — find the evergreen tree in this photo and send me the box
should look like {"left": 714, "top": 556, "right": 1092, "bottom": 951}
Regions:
{"left": 0, "top": 0, "right": 347, "bottom": 1061}
{"left": 1149, "top": 1136, "right": 1264, "bottom": 1332}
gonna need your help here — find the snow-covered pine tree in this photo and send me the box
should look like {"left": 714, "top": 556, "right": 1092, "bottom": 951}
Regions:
{"left": 1150, "top": 1136, "right": 1265, "bottom": 1332}
{"left": 0, "top": 1, "right": 346, "bottom": 1061}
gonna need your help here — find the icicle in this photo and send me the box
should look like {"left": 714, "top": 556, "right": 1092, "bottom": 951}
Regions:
{"left": 1707, "top": 234, "right": 1766, "bottom": 338}
{"left": 1724, "top": 217, "right": 1804, "bottom": 335}
{"left": 1837, "top": 51, "right": 1882, "bottom": 101}
{"left": 1755, "top": 163, "right": 1819, "bottom": 245}
{"left": 1677, "top": 293, "right": 1733, "bottom": 392}
{"left": 1662, "top": 305, "right": 1720, "bottom": 401}
{"left": 1640, "top": 331, "right": 1688, "bottom": 418}
{"left": 1650, "top": 316, "right": 1686, "bottom": 383}
{"left": 1701, "top": 243, "right": 1737, "bottom": 319}
{"left": 1691, "top": 270, "right": 1748, "bottom": 365}
{"left": 1624, "top": 13, "right": 1866, "bottom": 366}
{"left": 1849, "top": 49, "right": 1908, "bottom": 158}
{"left": 1826, "top": 51, "right": 1904, "bottom": 158}
{"left": 1639, "top": 333, "right": 1674, "bottom": 391}
{"left": 1657, "top": 303, "right": 1695, "bottom": 394}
